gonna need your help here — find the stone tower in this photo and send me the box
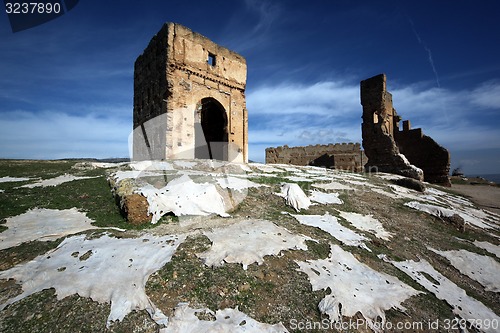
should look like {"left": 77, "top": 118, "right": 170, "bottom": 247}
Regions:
{"left": 133, "top": 22, "right": 248, "bottom": 163}
{"left": 361, "top": 74, "right": 450, "bottom": 186}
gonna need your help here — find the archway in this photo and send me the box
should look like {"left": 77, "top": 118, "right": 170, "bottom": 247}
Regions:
{"left": 196, "top": 97, "right": 228, "bottom": 160}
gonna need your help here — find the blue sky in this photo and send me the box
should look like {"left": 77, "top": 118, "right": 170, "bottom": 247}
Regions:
{"left": 1, "top": 0, "right": 499, "bottom": 175}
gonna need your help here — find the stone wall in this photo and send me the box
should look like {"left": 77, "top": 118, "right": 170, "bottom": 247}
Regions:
{"left": 395, "top": 124, "right": 451, "bottom": 185}
{"left": 360, "top": 74, "right": 450, "bottom": 186}
{"left": 265, "top": 143, "right": 366, "bottom": 172}
{"left": 133, "top": 22, "right": 248, "bottom": 163}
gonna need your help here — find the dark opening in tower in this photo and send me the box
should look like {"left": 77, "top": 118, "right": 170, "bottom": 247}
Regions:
{"left": 198, "top": 97, "right": 228, "bottom": 160}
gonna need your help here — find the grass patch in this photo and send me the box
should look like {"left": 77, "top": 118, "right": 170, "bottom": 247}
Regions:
{"left": 0, "top": 289, "right": 157, "bottom": 333}
{"left": 0, "top": 238, "right": 62, "bottom": 270}
{"left": 250, "top": 174, "right": 288, "bottom": 186}
{"left": 0, "top": 160, "right": 154, "bottom": 229}
{"left": 0, "top": 175, "right": 128, "bottom": 229}
{"left": 337, "top": 191, "right": 354, "bottom": 211}
{"left": 0, "top": 159, "right": 77, "bottom": 178}
{"left": 148, "top": 235, "right": 324, "bottom": 328}
{"left": 304, "top": 240, "right": 330, "bottom": 259}
{"left": 450, "top": 178, "right": 468, "bottom": 185}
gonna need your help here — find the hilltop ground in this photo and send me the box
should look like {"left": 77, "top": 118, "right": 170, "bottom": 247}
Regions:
{"left": 0, "top": 159, "right": 498, "bottom": 333}
{"left": 449, "top": 181, "right": 500, "bottom": 215}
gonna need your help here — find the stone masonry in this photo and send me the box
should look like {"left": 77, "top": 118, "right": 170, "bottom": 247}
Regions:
{"left": 265, "top": 143, "right": 366, "bottom": 172}
{"left": 361, "top": 74, "right": 450, "bottom": 186}
{"left": 133, "top": 22, "right": 248, "bottom": 163}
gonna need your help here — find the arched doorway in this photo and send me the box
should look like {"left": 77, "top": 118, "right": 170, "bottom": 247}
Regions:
{"left": 196, "top": 97, "right": 228, "bottom": 160}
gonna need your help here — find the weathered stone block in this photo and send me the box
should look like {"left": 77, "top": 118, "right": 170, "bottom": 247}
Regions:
{"left": 265, "top": 143, "right": 365, "bottom": 172}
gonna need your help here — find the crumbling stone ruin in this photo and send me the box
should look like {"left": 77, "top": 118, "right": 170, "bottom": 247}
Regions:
{"left": 265, "top": 143, "right": 366, "bottom": 172}
{"left": 133, "top": 22, "right": 248, "bottom": 163}
{"left": 361, "top": 74, "right": 451, "bottom": 186}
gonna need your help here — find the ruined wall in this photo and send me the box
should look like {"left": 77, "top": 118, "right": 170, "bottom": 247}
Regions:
{"left": 361, "top": 74, "right": 450, "bottom": 186}
{"left": 133, "top": 22, "right": 248, "bottom": 163}
{"left": 265, "top": 143, "right": 366, "bottom": 172}
{"left": 395, "top": 122, "right": 451, "bottom": 185}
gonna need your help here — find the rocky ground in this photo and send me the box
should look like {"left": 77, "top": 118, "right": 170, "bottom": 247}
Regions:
{"left": 0, "top": 159, "right": 499, "bottom": 333}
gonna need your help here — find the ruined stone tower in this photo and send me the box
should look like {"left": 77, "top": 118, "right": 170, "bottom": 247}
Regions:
{"left": 133, "top": 23, "right": 248, "bottom": 163}
{"left": 361, "top": 74, "right": 451, "bottom": 186}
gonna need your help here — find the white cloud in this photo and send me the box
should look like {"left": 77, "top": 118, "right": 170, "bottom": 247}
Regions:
{"left": 247, "top": 81, "right": 359, "bottom": 116}
{"left": 246, "top": 80, "right": 363, "bottom": 162}
{"left": 390, "top": 86, "right": 458, "bottom": 118}
{"left": 393, "top": 83, "right": 500, "bottom": 152}
{"left": 2, "top": 77, "right": 499, "bottom": 171}
{"left": 428, "top": 124, "right": 500, "bottom": 150}
{"left": 248, "top": 124, "right": 361, "bottom": 163}
{"left": 248, "top": 126, "right": 359, "bottom": 145}
{"left": 391, "top": 80, "right": 500, "bottom": 122}
{"left": 0, "top": 110, "right": 130, "bottom": 159}
{"left": 470, "top": 80, "right": 500, "bottom": 109}
{"left": 247, "top": 78, "right": 500, "bottom": 165}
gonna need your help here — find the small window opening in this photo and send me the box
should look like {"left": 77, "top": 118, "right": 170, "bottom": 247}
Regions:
{"left": 207, "top": 53, "right": 216, "bottom": 67}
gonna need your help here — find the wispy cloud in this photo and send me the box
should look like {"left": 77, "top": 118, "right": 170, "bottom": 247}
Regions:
{"left": 470, "top": 80, "right": 500, "bottom": 109}
{"left": 222, "top": 0, "right": 282, "bottom": 52}
{"left": 244, "top": 0, "right": 280, "bottom": 35}
{"left": 408, "top": 19, "right": 441, "bottom": 88}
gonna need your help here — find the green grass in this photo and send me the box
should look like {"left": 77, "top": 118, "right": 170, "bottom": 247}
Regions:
{"left": 148, "top": 234, "right": 325, "bottom": 327}
{"left": 0, "top": 159, "right": 79, "bottom": 178}
{"left": 0, "top": 160, "right": 160, "bottom": 230}
{"left": 304, "top": 240, "right": 330, "bottom": 259}
{"left": 0, "top": 289, "right": 157, "bottom": 333}
{"left": 251, "top": 173, "right": 314, "bottom": 191}
{"left": 250, "top": 174, "right": 288, "bottom": 185}
{"left": 0, "top": 174, "right": 126, "bottom": 228}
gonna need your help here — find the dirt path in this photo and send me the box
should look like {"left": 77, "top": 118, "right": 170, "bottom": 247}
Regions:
{"left": 450, "top": 184, "right": 500, "bottom": 215}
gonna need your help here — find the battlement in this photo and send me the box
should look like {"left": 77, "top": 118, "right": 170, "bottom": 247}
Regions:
{"left": 265, "top": 143, "right": 365, "bottom": 172}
